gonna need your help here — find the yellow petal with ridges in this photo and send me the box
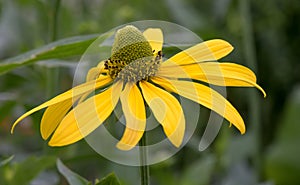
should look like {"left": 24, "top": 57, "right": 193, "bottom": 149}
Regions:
{"left": 158, "top": 62, "right": 266, "bottom": 97}
{"left": 11, "top": 76, "right": 112, "bottom": 133}
{"left": 86, "top": 67, "right": 100, "bottom": 82}
{"left": 41, "top": 98, "right": 73, "bottom": 140}
{"left": 117, "top": 83, "right": 146, "bottom": 151}
{"left": 86, "top": 61, "right": 108, "bottom": 82}
{"left": 48, "top": 81, "right": 123, "bottom": 146}
{"left": 78, "top": 62, "right": 107, "bottom": 104}
{"left": 151, "top": 77, "right": 245, "bottom": 134}
{"left": 143, "top": 28, "right": 163, "bottom": 55}
{"left": 140, "top": 81, "right": 185, "bottom": 147}
{"left": 163, "top": 39, "right": 233, "bottom": 66}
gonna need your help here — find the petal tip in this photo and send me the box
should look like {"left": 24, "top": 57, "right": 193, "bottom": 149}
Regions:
{"left": 41, "top": 132, "right": 49, "bottom": 140}
{"left": 255, "top": 84, "right": 267, "bottom": 98}
{"left": 229, "top": 123, "right": 246, "bottom": 134}
{"left": 171, "top": 140, "right": 182, "bottom": 148}
{"left": 240, "top": 129, "right": 246, "bottom": 135}
{"left": 48, "top": 138, "right": 66, "bottom": 147}
{"left": 167, "top": 130, "right": 184, "bottom": 148}
{"left": 238, "top": 124, "right": 246, "bottom": 134}
{"left": 116, "top": 142, "right": 135, "bottom": 151}
{"left": 10, "top": 127, "right": 15, "bottom": 134}
{"left": 208, "top": 39, "right": 234, "bottom": 49}
{"left": 262, "top": 90, "right": 267, "bottom": 98}
{"left": 11, "top": 119, "right": 21, "bottom": 134}
{"left": 48, "top": 141, "right": 56, "bottom": 146}
{"left": 205, "top": 39, "right": 234, "bottom": 60}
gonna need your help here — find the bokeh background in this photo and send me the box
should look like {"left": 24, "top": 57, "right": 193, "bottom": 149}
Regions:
{"left": 0, "top": 0, "right": 300, "bottom": 185}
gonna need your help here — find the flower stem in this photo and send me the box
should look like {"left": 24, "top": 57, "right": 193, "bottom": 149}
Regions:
{"left": 240, "top": 0, "right": 262, "bottom": 178}
{"left": 46, "top": 0, "right": 61, "bottom": 98}
{"left": 51, "top": 0, "right": 61, "bottom": 41}
{"left": 139, "top": 132, "right": 150, "bottom": 185}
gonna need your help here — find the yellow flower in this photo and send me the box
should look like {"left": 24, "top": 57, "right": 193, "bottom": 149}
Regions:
{"left": 11, "top": 25, "right": 266, "bottom": 151}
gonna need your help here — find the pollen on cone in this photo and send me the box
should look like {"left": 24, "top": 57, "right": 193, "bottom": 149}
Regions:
{"left": 111, "top": 25, "right": 153, "bottom": 64}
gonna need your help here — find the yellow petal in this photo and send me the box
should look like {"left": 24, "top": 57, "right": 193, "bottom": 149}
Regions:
{"left": 11, "top": 76, "right": 112, "bottom": 133}
{"left": 86, "top": 61, "right": 108, "bottom": 82}
{"left": 79, "top": 61, "right": 108, "bottom": 104}
{"left": 40, "top": 99, "right": 73, "bottom": 140}
{"left": 157, "top": 62, "right": 266, "bottom": 97}
{"left": 151, "top": 77, "right": 245, "bottom": 134}
{"left": 117, "top": 83, "right": 146, "bottom": 151}
{"left": 143, "top": 28, "right": 163, "bottom": 54}
{"left": 163, "top": 39, "right": 233, "bottom": 65}
{"left": 49, "top": 81, "right": 123, "bottom": 146}
{"left": 139, "top": 81, "right": 185, "bottom": 147}
{"left": 86, "top": 67, "right": 100, "bottom": 82}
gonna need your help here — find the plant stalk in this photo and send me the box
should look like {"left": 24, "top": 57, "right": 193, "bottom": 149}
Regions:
{"left": 139, "top": 133, "right": 150, "bottom": 185}
{"left": 46, "top": 0, "right": 61, "bottom": 98}
{"left": 51, "top": 0, "right": 61, "bottom": 41}
{"left": 240, "top": 0, "right": 262, "bottom": 179}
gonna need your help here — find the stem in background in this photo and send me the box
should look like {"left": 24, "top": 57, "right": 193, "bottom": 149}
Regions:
{"left": 51, "top": 0, "right": 61, "bottom": 41}
{"left": 46, "top": 0, "right": 61, "bottom": 98}
{"left": 239, "top": 0, "right": 262, "bottom": 178}
{"left": 139, "top": 133, "right": 150, "bottom": 185}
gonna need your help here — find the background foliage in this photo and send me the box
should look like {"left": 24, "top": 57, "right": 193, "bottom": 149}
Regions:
{"left": 0, "top": 0, "right": 300, "bottom": 184}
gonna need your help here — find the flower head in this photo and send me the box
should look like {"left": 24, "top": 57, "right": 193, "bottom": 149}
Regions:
{"left": 11, "top": 25, "right": 266, "bottom": 151}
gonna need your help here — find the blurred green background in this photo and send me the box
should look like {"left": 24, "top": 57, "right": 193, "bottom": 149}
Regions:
{"left": 0, "top": 0, "right": 300, "bottom": 184}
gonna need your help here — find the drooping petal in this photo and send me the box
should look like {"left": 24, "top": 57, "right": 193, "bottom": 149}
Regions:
{"left": 86, "top": 66, "right": 101, "bottom": 82}
{"left": 78, "top": 61, "right": 107, "bottom": 104}
{"left": 157, "top": 62, "right": 266, "bottom": 97}
{"left": 151, "top": 77, "right": 245, "bottom": 134}
{"left": 139, "top": 81, "right": 185, "bottom": 147}
{"left": 48, "top": 81, "right": 123, "bottom": 146}
{"left": 40, "top": 99, "right": 74, "bottom": 140}
{"left": 85, "top": 61, "right": 108, "bottom": 82}
{"left": 143, "top": 28, "right": 163, "bottom": 54}
{"left": 117, "top": 83, "right": 146, "bottom": 151}
{"left": 11, "top": 76, "right": 112, "bottom": 133}
{"left": 163, "top": 39, "right": 233, "bottom": 66}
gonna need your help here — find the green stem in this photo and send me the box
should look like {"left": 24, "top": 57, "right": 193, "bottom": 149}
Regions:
{"left": 46, "top": 0, "right": 61, "bottom": 98}
{"left": 51, "top": 0, "right": 61, "bottom": 41}
{"left": 139, "top": 133, "right": 150, "bottom": 185}
{"left": 240, "top": 0, "right": 262, "bottom": 179}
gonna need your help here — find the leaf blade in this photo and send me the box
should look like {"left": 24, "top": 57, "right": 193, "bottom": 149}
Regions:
{"left": 0, "top": 31, "right": 113, "bottom": 75}
{"left": 56, "top": 159, "right": 91, "bottom": 185}
{"left": 0, "top": 155, "right": 14, "bottom": 167}
{"left": 96, "top": 173, "right": 121, "bottom": 185}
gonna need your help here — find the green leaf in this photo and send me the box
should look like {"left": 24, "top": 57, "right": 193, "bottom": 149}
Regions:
{"left": 0, "top": 155, "right": 14, "bottom": 167}
{"left": 96, "top": 173, "right": 121, "bottom": 185}
{"left": 8, "top": 156, "right": 56, "bottom": 185}
{"left": 0, "top": 31, "right": 113, "bottom": 75}
{"left": 56, "top": 159, "right": 91, "bottom": 185}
